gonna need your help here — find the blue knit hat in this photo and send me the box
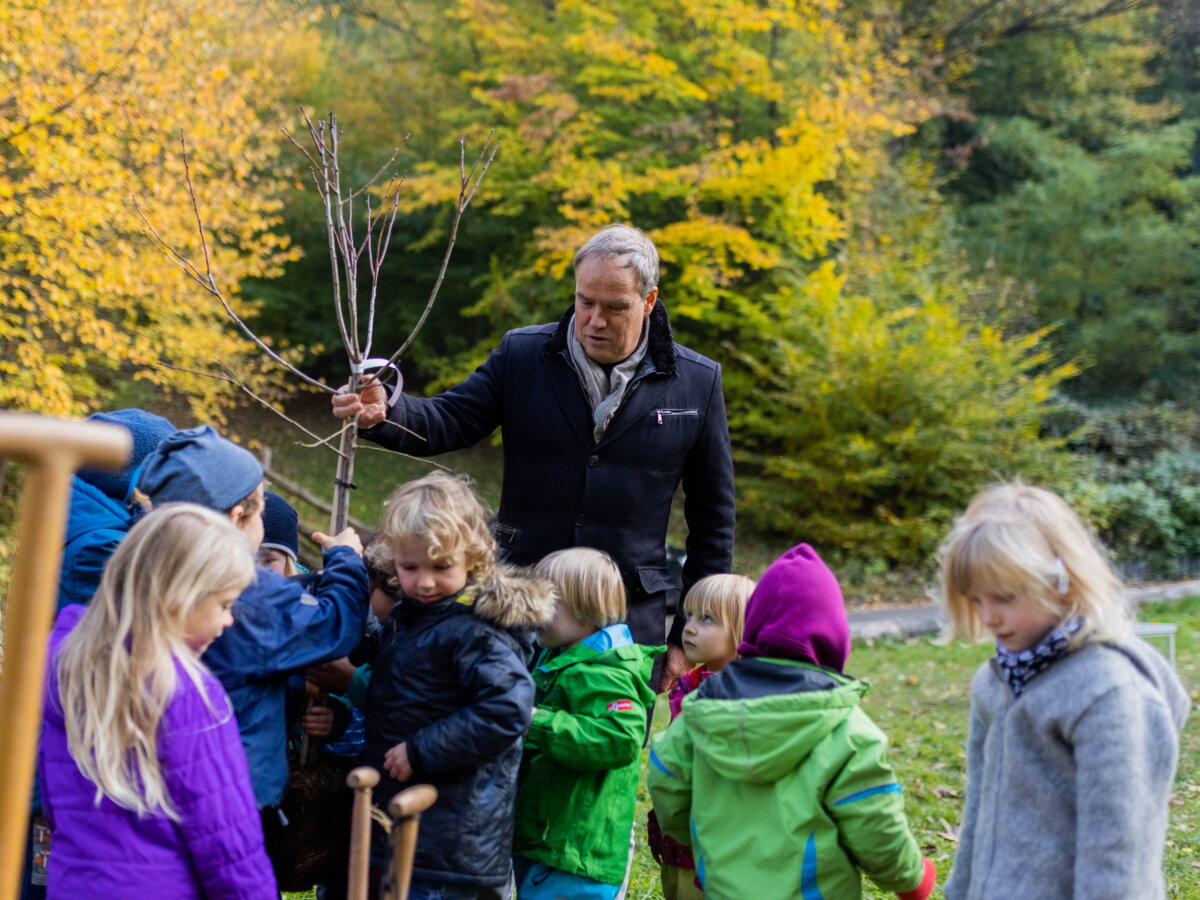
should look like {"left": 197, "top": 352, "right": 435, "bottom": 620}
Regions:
{"left": 77, "top": 409, "right": 177, "bottom": 502}
{"left": 137, "top": 425, "right": 263, "bottom": 512}
{"left": 260, "top": 491, "right": 299, "bottom": 562}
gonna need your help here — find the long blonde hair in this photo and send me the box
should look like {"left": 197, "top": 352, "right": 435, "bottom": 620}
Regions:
{"left": 55, "top": 503, "right": 255, "bottom": 820}
{"left": 938, "top": 482, "right": 1131, "bottom": 648}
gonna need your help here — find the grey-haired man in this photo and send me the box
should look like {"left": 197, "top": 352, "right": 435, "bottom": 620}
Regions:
{"left": 333, "top": 224, "right": 735, "bottom": 690}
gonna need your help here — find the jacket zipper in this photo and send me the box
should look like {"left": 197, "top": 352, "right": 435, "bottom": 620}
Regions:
{"left": 656, "top": 409, "right": 699, "bottom": 424}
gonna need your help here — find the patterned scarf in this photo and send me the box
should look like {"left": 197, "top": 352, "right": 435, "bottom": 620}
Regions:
{"left": 567, "top": 314, "right": 650, "bottom": 443}
{"left": 995, "top": 617, "right": 1084, "bottom": 697}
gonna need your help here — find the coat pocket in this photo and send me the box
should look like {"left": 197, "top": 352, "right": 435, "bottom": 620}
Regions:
{"left": 637, "top": 565, "right": 677, "bottom": 596}
{"left": 494, "top": 522, "right": 521, "bottom": 548}
{"left": 653, "top": 408, "right": 699, "bottom": 425}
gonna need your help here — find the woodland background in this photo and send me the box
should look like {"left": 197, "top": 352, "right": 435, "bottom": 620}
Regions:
{"left": 3, "top": 0, "right": 1200, "bottom": 596}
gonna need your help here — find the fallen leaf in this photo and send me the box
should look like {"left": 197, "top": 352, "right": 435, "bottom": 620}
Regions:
{"left": 935, "top": 817, "right": 960, "bottom": 843}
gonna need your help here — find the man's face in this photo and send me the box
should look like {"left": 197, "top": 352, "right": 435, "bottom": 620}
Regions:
{"left": 573, "top": 255, "right": 657, "bottom": 365}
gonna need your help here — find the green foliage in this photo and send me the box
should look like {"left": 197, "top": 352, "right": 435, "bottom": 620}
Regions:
{"left": 731, "top": 264, "right": 1070, "bottom": 565}
{"left": 1055, "top": 403, "right": 1200, "bottom": 579}
{"left": 960, "top": 120, "right": 1200, "bottom": 403}
{"left": 894, "top": 0, "right": 1200, "bottom": 407}
{"left": 727, "top": 153, "right": 1071, "bottom": 567}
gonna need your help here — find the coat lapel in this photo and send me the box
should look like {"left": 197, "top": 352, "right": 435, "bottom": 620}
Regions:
{"left": 542, "top": 349, "right": 596, "bottom": 447}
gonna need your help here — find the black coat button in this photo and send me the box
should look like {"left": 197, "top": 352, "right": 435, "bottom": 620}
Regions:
{"left": 587, "top": 455, "right": 599, "bottom": 467}
{"left": 575, "top": 513, "right": 585, "bottom": 526}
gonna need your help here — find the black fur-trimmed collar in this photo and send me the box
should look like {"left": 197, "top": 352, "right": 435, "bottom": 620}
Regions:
{"left": 544, "top": 300, "right": 677, "bottom": 376}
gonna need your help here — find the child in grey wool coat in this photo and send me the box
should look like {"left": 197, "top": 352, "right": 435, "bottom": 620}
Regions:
{"left": 938, "top": 482, "right": 1190, "bottom": 900}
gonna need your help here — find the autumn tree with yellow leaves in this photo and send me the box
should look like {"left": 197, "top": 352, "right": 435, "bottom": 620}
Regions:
{"left": 291, "top": 0, "right": 1068, "bottom": 567}
{"left": 0, "top": 0, "right": 313, "bottom": 418}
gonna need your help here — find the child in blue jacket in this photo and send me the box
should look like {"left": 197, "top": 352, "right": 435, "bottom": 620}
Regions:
{"left": 135, "top": 425, "right": 369, "bottom": 814}
{"left": 57, "top": 408, "right": 176, "bottom": 611}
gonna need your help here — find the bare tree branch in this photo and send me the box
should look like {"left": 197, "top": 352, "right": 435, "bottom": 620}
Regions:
{"left": 346, "top": 141, "right": 406, "bottom": 202}
{"left": 157, "top": 362, "right": 345, "bottom": 458}
{"left": 385, "top": 131, "right": 499, "bottom": 365}
{"left": 364, "top": 178, "right": 403, "bottom": 358}
{"left": 134, "top": 150, "right": 334, "bottom": 395}
{"left": 305, "top": 112, "right": 354, "bottom": 362}
{"left": 138, "top": 114, "right": 494, "bottom": 533}
{"left": 357, "top": 442, "right": 450, "bottom": 469}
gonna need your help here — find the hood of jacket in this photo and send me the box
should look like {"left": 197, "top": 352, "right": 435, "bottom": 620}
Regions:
{"left": 534, "top": 623, "right": 662, "bottom": 705}
{"left": 463, "top": 564, "right": 557, "bottom": 631}
{"left": 1078, "top": 636, "right": 1189, "bottom": 730}
{"left": 681, "top": 656, "right": 867, "bottom": 784}
{"left": 738, "top": 543, "right": 850, "bottom": 672}
{"left": 64, "top": 476, "right": 135, "bottom": 546}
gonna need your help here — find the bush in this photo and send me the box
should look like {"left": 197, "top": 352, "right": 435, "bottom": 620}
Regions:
{"left": 1062, "top": 404, "right": 1200, "bottom": 580}
{"left": 730, "top": 260, "right": 1072, "bottom": 570}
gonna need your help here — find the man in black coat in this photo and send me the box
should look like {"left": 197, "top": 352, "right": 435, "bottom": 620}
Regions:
{"left": 333, "top": 224, "right": 736, "bottom": 690}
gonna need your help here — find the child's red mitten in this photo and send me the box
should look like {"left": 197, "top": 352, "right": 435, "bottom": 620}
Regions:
{"left": 895, "top": 857, "right": 936, "bottom": 900}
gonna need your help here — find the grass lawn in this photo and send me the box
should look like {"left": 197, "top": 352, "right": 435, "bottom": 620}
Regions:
{"left": 286, "top": 597, "right": 1200, "bottom": 899}
{"left": 628, "top": 596, "right": 1200, "bottom": 899}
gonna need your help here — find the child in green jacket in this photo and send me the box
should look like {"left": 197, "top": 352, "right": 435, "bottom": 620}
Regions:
{"left": 512, "top": 548, "right": 663, "bottom": 900}
{"left": 647, "top": 543, "right": 936, "bottom": 900}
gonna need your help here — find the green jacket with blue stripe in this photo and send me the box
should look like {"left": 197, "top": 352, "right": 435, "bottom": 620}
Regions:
{"left": 647, "top": 657, "right": 927, "bottom": 900}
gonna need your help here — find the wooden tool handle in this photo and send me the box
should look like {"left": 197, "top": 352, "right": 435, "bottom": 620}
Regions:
{"left": 345, "top": 766, "right": 380, "bottom": 900}
{"left": 298, "top": 682, "right": 323, "bottom": 767}
{"left": 387, "top": 785, "right": 438, "bottom": 900}
{"left": 0, "top": 413, "right": 132, "bottom": 900}
{"left": 387, "top": 784, "right": 437, "bottom": 820}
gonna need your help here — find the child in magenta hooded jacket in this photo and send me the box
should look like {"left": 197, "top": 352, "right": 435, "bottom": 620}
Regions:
{"left": 39, "top": 504, "right": 276, "bottom": 900}
{"left": 648, "top": 544, "right": 936, "bottom": 900}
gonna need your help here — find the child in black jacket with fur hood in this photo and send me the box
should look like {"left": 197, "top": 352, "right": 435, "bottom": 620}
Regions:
{"left": 361, "top": 472, "right": 555, "bottom": 899}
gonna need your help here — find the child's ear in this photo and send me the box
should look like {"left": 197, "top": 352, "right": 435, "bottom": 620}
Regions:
{"left": 227, "top": 503, "right": 246, "bottom": 528}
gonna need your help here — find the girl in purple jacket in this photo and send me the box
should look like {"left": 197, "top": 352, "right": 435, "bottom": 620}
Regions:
{"left": 39, "top": 503, "right": 277, "bottom": 899}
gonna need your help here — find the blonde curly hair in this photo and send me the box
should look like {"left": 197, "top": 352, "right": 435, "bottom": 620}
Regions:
{"left": 367, "top": 471, "right": 496, "bottom": 585}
